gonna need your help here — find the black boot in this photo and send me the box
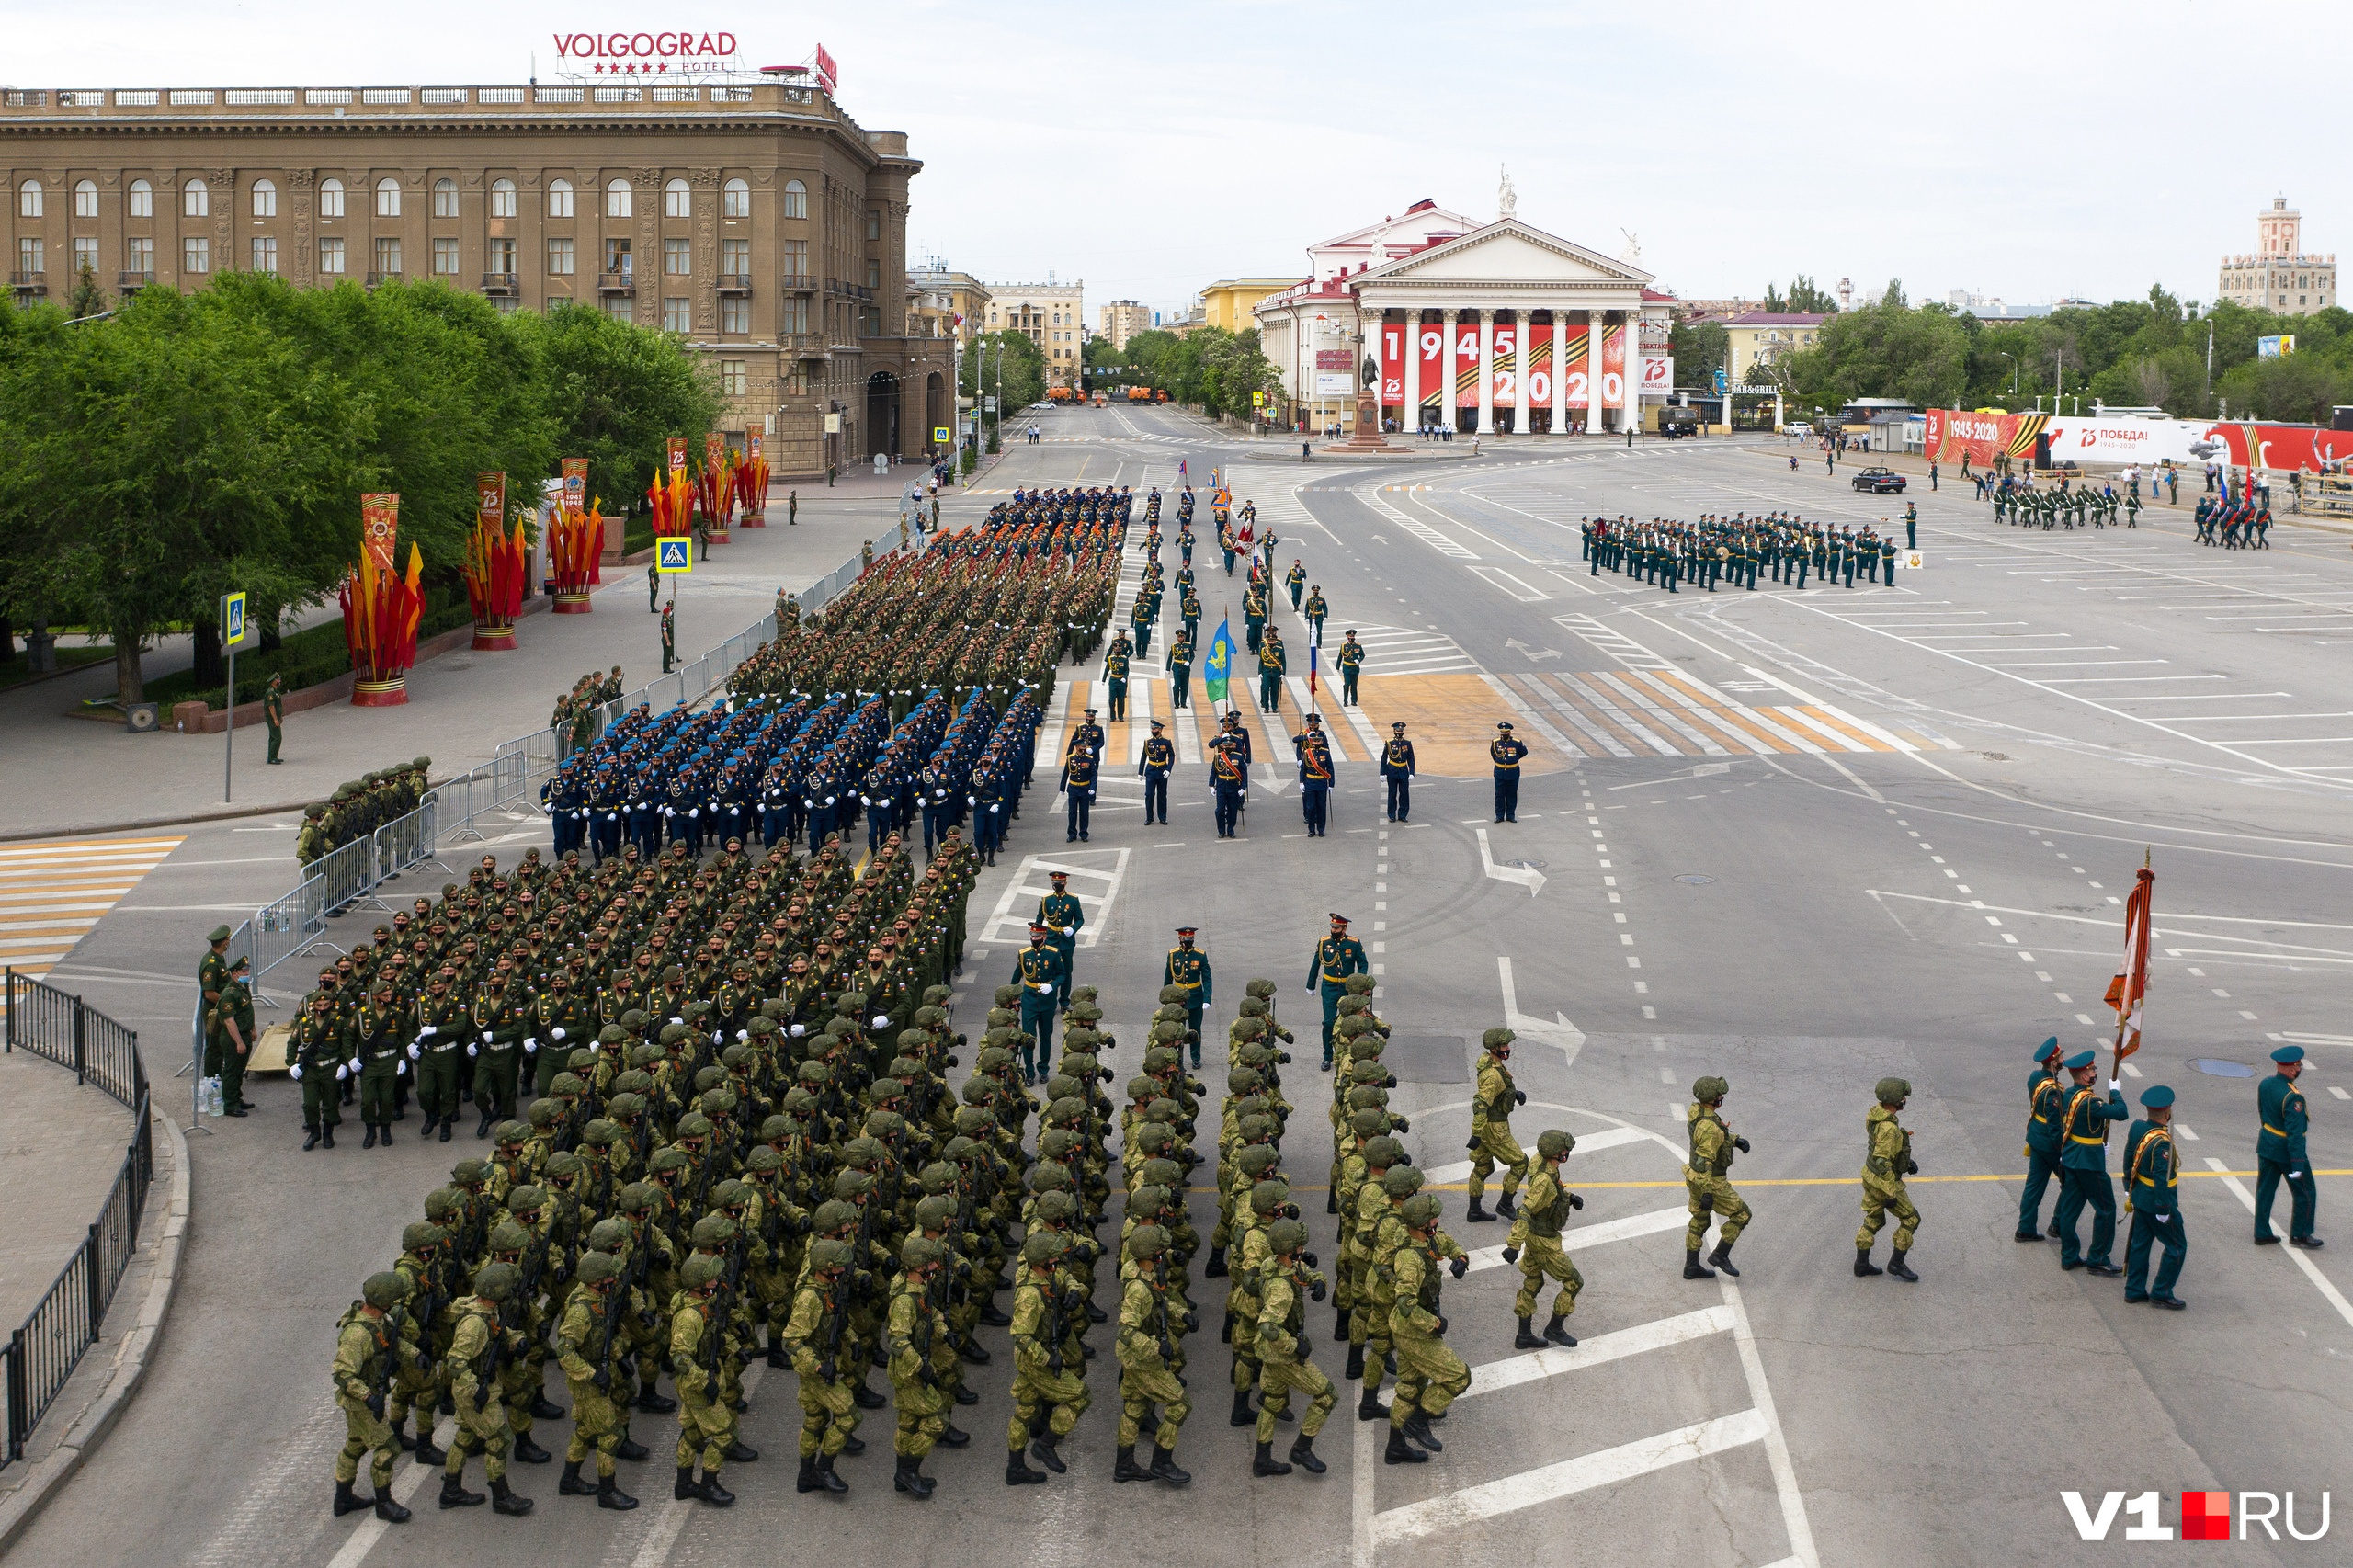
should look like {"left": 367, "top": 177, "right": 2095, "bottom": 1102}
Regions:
{"left": 839, "top": 1430, "right": 866, "bottom": 1456}
{"left": 1887, "top": 1248, "right": 1919, "bottom": 1282}
{"left": 379, "top": 1123, "right": 393, "bottom": 1144}
{"left": 530, "top": 1392, "right": 565, "bottom": 1421}
{"left": 1463, "top": 1198, "right": 1494, "bottom": 1223}
{"left": 1495, "top": 1192, "right": 1519, "bottom": 1221}
{"left": 796, "top": 1455, "right": 823, "bottom": 1494}
{"left": 953, "top": 1384, "right": 979, "bottom": 1406}
{"left": 1006, "top": 1448, "right": 1046, "bottom": 1485}
{"left": 1289, "top": 1433, "right": 1326, "bottom": 1474}
{"left": 939, "top": 1423, "right": 969, "bottom": 1448}
{"left": 1344, "top": 1344, "right": 1365, "bottom": 1380}
{"left": 438, "top": 1471, "right": 484, "bottom": 1509}
{"left": 893, "top": 1453, "right": 935, "bottom": 1499}
{"left": 334, "top": 1479, "right": 367, "bottom": 1517}
{"left": 373, "top": 1488, "right": 411, "bottom": 1523}
{"left": 960, "top": 1339, "right": 991, "bottom": 1365}
{"left": 1855, "top": 1245, "right": 1883, "bottom": 1277}
{"left": 1404, "top": 1411, "right": 1444, "bottom": 1452}
{"left": 853, "top": 1378, "right": 887, "bottom": 1410}
{"left": 511, "top": 1432, "right": 551, "bottom": 1464}
{"left": 816, "top": 1453, "right": 848, "bottom": 1493}
{"left": 1383, "top": 1426, "right": 1427, "bottom": 1465}
{"left": 1707, "top": 1240, "right": 1740, "bottom": 1278}
{"left": 1543, "top": 1313, "right": 1577, "bottom": 1347}
{"left": 614, "top": 1429, "right": 648, "bottom": 1462}
{"left": 767, "top": 1344, "right": 788, "bottom": 1369}
{"left": 1149, "top": 1442, "right": 1191, "bottom": 1485}
{"left": 1114, "top": 1443, "right": 1149, "bottom": 1482}
{"left": 439, "top": 1118, "right": 453, "bottom": 1142}
{"left": 395, "top": 1418, "right": 416, "bottom": 1452}
{"left": 1684, "top": 1248, "right": 1717, "bottom": 1279}
{"left": 321, "top": 1126, "right": 335, "bottom": 1150}
{"left": 560, "top": 1459, "right": 595, "bottom": 1495}
{"left": 722, "top": 1439, "right": 757, "bottom": 1463}
{"left": 475, "top": 1111, "right": 494, "bottom": 1140}
{"left": 362, "top": 1126, "right": 378, "bottom": 1149}
{"left": 489, "top": 1476, "right": 533, "bottom": 1516}
{"left": 978, "top": 1302, "right": 1012, "bottom": 1327}
{"left": 304, "top": 1127, "right": 321, "bottom": 1153}
{"left": 1204, "top": 1245, "right": 1228, "bottom": 1278}
{"left": 1335, "top": 1306, "right": 1352, "bottom": 1340}
{"left": 1358, "top": 1382, "right": 1389, "bottom": 1422}
{"left": 1515, "top": 1314, "right": 1544, "bottom": 1349}
{"left": 701, "top": 1471, "right": 736, "bottom": 1506}
{"left": 635, "top": 1381, "right": 676, "bottom": 1415}
{"left": 415, "top": 1432, "right": 448, "bottom": 1468}
{"left": 676, "top": 1465, "right": 699, "bottom": 1501}
{"left": 1030, "top": 1435, "right": 1066, "bottom": 1474}
{"left": 1253, "top": 1439, "right": 1292, "bottom": 1477}
{"left": 597, "top": 1474, "right": 638, "bottom": 1510}
{"left": 1230, "top": 1388, "right": 1256, "bottom": 1426}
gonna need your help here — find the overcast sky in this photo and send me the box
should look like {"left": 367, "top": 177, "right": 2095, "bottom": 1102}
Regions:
{"left": 14, "top": 0, "right": 2344, "bottom": 317}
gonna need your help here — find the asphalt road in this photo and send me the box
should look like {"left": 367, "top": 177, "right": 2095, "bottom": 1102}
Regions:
{"left": 14, "top": 405, "right": 2352, "bottom": 1566}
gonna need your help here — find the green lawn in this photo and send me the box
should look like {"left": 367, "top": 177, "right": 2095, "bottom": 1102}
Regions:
{"left": 0, "top": 644, "right": 115, "bottom": 691}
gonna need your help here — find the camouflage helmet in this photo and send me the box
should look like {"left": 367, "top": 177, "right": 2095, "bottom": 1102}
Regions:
{"left": 832, "top": 1168, "right": 874, "bottom": 1201}
{"left": 901, "top": 1236, "right": 945, "bottom": 1271}
{"left": 1266, "top": 1218, "right": 1309, "bottom": 1256}
{"left": 1250, "top": 1178, "right": 1292, "bottom": 1216}
{"left": 505, "top": 1184, "right": 545, "bottom": 1215}
{"left": 1398, "top": 1193, "right": 1443, "bottom": 1230}
{"left": 525, "top": 1100, "right": 561, "bottom": 1129}
{"left": 544, "top": 1150, "right": 585, "bottom": 1181}
{"left": 550, "top": 1072, "right": 587, "bottom": 1097}
{"left": 1034, "top": 1189, "right": 1078, "bottom": 1224}
{"left": 711, "top": 1179, "right": 750, "bottom": 1210}
{"left": 1237, "top": 996, "right": 1268, "bottom": 1018}
{"left": 472, "top": 1261, "right": 521, "bottom": 1300}
{"left": 1382, "top": 1165, "right": 1426, "bottom": 1198}
{"left": 362, "top": 1270, "right": 412, "bottom": 1311}
{"left": 401, "top": 1221, "right": 447, "bottom": 1253}
{"left": 1349, "top": 1107, "right": 1389, "bottom": 1139}
{"left": 647, "top": 1148, "right": 690, "bottom": 1176}
{"left": 810, "top": 1200, "right": 858, "bottom": 1233}
{"left": 586, "top": 1219, "right": 632, "bottom": 1251}
{"left": 1128, "top": 1184, "right": 1168, "bottom": 1217}
{"left": 574, "top": 1250, "right": 621, "bottom": 1286}
{"left": 1140, "top": 1158, "right": 1184, "bottom": 1189}
{"left": 680, "top": 1254, "right": 727, "bottom": 1290}
{"left": 1134, "top": 1123, "right": 1174, "bottom": 1153}
{"left": 452, "top": 1158, "right": 489, "bottom": 1185}
{"left": 1349, "top": 1060, "right": 1387, "bottom": 1085}
{"left": 808, "top": 1239, "right": 853, "bottom": 1272}
{"left": 1876, "top": 1076, "right": 1912, "bottom": 1106}
{"left": 1237, "top": 1144, "right": 1280, "bottom": 1176}
{"left": 487, "top": 1220, "right": 531, "bottom": 1255}
{"left": 1363, "top": 1135, "right": 1404, "bottom": 1169}
{"left": 1342, "top": 974, "right": 1376, "bottom": 995}
{"left": 1226, "top": 1066, "right": 1263, "bottom": 1096}
{"left": 1127, "top": 1223, "right": 1169, "bottom": 1259}
{"left": 616, "top": 1182, "right": 655, "bottom": 1214}
{"left": 1027, "top": 1161, "right": 1073, "bottom": 1193}
{"left": 1692, "top": 1075, "right": 1729, "bottom": 1104}
{"left": 1245, "top": 978, "right": 1278, "bottom": 1000}
{"left": 1481, "top": 1027, "right": 1517, "bottom": 1050}
{"left": 745, "top": 1145, "right": 784, "bottom": 1174}
{"left": 913, "top": 1195, "right": 957, "bottom": 1231}
{"left": 1021, "top": 1230, "right": 1068, "bottom": 1266}
{"left": 424, "top": 1189, "right": 460, "bottom": 1223}
{"left": 1536, "top": 1129, "right": 1576, "bottom": 1160}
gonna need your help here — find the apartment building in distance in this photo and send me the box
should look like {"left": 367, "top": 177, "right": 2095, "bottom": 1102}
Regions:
{"left": 1097, "top": 297, "right": 1150, "bottom": 351}
{"left": 2218, "top": 196, "right": 2335, "bottom": 315}
{"left": 984, "top": 277, "right": 1082, "bottom": 385}
{"left": 907, "top": 258, "right": 989, "bottom": 344}
{"left": 0, "top": 76, "right": 952, "bottom": 476}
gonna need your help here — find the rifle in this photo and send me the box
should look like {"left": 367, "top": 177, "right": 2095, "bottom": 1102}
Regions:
{"left": 366, "top": 1307, "right": 404, "bottom": 1418}
{"left": 409, "top": 1256, "right": 447, "bottom": 1371}
{"left": 816, "top": 1278, "right": 850, "bottom": 1383}
{"left": 474, "top": 1302, "right": 506, "bottom": 1413}
{"left": 1041, "top": 1274, "right": 1073, "bottom": 1375}
{"left": 588, "top": 1286, "right": 621, "bottom": 1390}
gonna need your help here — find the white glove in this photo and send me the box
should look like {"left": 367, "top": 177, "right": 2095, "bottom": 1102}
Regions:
{"left": 736, "top": 1029, "right": 749, "bottom": 1042}
{"left": 468, "top": 1043, "right": 479, "bottom": 1058}
{"left": 552, "top": 1028, "right": 567, "bottom": 1040}
{"left": 523, "top": 1038, "right": 538, "bottom": 1054}
{"left": 483, "top": 1029, "right": 495, "bottom": 1042}
{"left": 588, "top": 1041, "right": 599, "bottom": 1054}
{"left": 873, "top": 1014, "right": 891, "bottom": 1029}
{"left": 289, "top": 1064, "right": 303, "bottom": 1081}
{"left": 408, "top": 1042, "right": 421, "bottom": 1060}
{"left": 790, "top": 1024, "right": 806, "bottom": 1038}
{"left": 419, "top": 1025, "right": 438, "bottom": 1038}
{"left": 335, "top": 1063, "right": 349, "bottom": 1081}
{"left": 347, "top": 1058, "right": 362, "bottom": 1074}
{"left": 2107, "top": 1078, "right": 2121, "bottom": 1093}
{"left": 395, "top": 1059, "right": 407, "bottom": 1076}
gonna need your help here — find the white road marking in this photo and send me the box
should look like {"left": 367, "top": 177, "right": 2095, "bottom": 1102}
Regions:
{"left": 2202, "top": 1158, "right": 2353, "bottom": 1333}
{"left": 1461, "top": 1206, "right": 1691, "bottom": 1272}
{"left": 1477, "top": 830, "right": 1546, "bottom": 897}
{"left": 1425, "top": 1124, "right": 1649, "bottom": 1185}
{"left": 1461, "top": 1305, "right": 1737, "bottom": 1400}
{"left": 977, "top": 850, "right": 1130, "bottom": 949}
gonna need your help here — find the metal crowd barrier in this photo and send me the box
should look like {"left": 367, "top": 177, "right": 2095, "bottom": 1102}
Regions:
{"left": 2, "top": 974, "right": 153, "bottom": 1471}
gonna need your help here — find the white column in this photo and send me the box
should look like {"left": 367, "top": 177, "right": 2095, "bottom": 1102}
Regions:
{"left": 1552, "top": 312, "right": 1569, "bottom": 436}
{"left": 1476, "top": 308, "right": 1495, "bottom": 435}
{"left": 1430, "top": 311, "right": 1449, "bottom": 435}
{"left": 1586, "top": 308, "right": 1604, "bottom": 434}
{"left": 1512, "top": 312, "right": 1528, "bottom": 436}
{"left": 1402, "top": 308, "right": 1420, "bottom": 430}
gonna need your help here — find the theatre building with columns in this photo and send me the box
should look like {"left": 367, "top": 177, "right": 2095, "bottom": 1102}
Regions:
{"left": 1256, "top": 198, "right": 1675, "bottom": 437}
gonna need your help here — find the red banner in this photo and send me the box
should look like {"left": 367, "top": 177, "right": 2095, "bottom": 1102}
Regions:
{"left": 1379, "top": 318, "right": 1405, "bottom": 408}
{"left": 1415, "top": 318, "right": 1444, "bottom": 408}
{"left": 361, "top": 493, "right": 400, "bottom": 573}
{"left": 1563, "top": 324, "right": 1590, "bottom": 408}
{"left": 1453, "top": 318, "right": 1481, "bottom": 408}
{"left": 746, "top": 430, "right": 762, "bottom": 461}
{"left": 1527, "top": 322, "right": 1554, "bottom": 410}
{"left": 705, "top": 431, "right": 724, "bottom": 473}
{"left": 667, "top": 437, "right": 688, "bottom": 472}
{"left": 1600, "top": 326, "right": 1627, "bottom": 412}
{"left": 1491, "top": 320, "right": 1519, "bottom": 408}
{"left": 475, "top": 471, "right": 505, "bottom": 531}
{"left": 561, "top": 457, "right": 588, "bottom": 512}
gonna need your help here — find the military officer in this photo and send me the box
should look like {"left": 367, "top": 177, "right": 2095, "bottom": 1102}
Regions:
{"left": 1681, "top": 1076, "right": 1750, "bottom": 1278}
{"left": 264, "top": 672, "right": 286, "bottom": 764}
{"left": 1210, "top": 741, "right": 1248, "bottom": 840}
{"left": 1257, "top": 629, "right": 1287, "bottom": 712}
{"left": 1166, "top": 630, "right": 1194, "bottom": 711}
{"left": 1502, "top": 1129, "right": 1584, "bottom": 1348}
{"left": 1855, "top": 1077, "right": 1922, "bottom": 1281}
{"left": 2122, "top": 1085, "right": 2188, "bottom": 1308}
{"left": 215, "top": 954, "right": 256, "bottom": 1117}
{"left": 1489, "top": 722, "right": 1529, "bottom": 823}
{"left": 290, "top": 991, "right": 348, "bottom": 1151}
{"left": 2053, "top": 1051, "right": 2129, "bottom": 1276}
{"left": 1336, "top": 630, "right": 1364, "bottom": 705}
{"left": 1296, "top": 717, "right": 1336, "bottom": 836}
{"left": 1302, "top": 586, "right": 1327, "bottom": 646}
{"left": 1304, "top": 914, "right": 1369, "bottom": 1071}
{"left": 1139, "top": 720, "right": 1175, "bottom": 824}
{"left": 2017, "top": 1037, "right": 2066, "bottom": 1242}
{"left": 1037, "top": 870, "right": 1085, "bottom": 1006}
{"left": 1012, "top": 926, "right": 1065, "bottom": 1084}
{"left": 1059, "top": 745, "right": 1098, "bottom": 844}
{"left": 1103, "top": 637, "right": 1131, "bottom": 723}
{"left": 1064, "top": 707, "right": 1106, "bottom": 761}
{"left": 1464, "top": 1028, "right": 1529, "bottom": 1223}
{"left": 1378, "top": 722, "right": 1415, "bottom": 823}
{"left": 660, "top": 602, "right": 676, "bottom": 675}
{"left": 1162, "top": 929, "right": 1211, "bottom": 1044}
{"left": 2256, "top": 1044, "right": 2321, "bottom": 1247}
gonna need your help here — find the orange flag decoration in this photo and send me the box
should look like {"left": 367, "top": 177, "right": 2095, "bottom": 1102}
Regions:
{"left": 2103, "top": 855, "right": 2154, "bottom": 1062}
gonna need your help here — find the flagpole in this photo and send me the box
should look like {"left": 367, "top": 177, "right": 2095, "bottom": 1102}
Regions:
{"left": 2112, "top": 847, "right": 2152, "bottom": 1074}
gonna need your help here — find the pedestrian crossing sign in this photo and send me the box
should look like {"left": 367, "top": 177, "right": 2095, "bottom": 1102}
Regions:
{"left": 221, "top": 591, "right": 249, "bottom": 648}
{"left": 932, "top": 426, "right": 950, "bottom": 444}
{"left": 655, "top": 538, "right": 694, "bottom": 574}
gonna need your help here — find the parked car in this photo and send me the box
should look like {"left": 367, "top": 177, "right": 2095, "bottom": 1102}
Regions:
{"left": 1849, "top": 465, "right": 1908, "bottom": 494}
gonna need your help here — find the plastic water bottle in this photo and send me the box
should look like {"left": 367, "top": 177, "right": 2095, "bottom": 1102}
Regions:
{"left": 205, "top": 1076, "right": 223, "bottom": 1117}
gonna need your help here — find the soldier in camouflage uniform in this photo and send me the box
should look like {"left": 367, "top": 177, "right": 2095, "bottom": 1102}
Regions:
{"left": 1682, "top": 1075, "right": 1751, "bottom": 1279}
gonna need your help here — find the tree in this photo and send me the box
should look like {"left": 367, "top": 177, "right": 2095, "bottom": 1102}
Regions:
{"left": 1764, "top": 276, "right": 1838, "bottom": 314}
{"left": 517, "top": 301, "right": 718, "bottom": 518}
{"left": 959, "top": 331, "right": 1044, "bottom": 432}
{"left": 64, "top": 257, "right": 107, "bottom": 321}
{"left": 1781, "top": 298, "right": 1970, "bottom": 410}
{"left": 1671, "top": 320, "right": 1729, "bottom": 390}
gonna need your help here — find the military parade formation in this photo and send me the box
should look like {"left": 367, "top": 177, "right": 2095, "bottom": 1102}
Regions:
{"left": 1580, "top": 513, "right": 1908, "bottom": 592}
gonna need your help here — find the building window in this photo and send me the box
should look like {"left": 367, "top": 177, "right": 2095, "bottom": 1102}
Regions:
{"left": 74, "top": 179, "right": 97, "bottom": 218}
{"left": 490, "top": 178, "right": 516, "bottom": 218}
{"left": 431, "top": 178, "right": 457, "bottom": 219}
{"left": 17, "top": 237, "right": 40, "bottom": 274}
{"left": 664, "top": 238, "right": 691, "bottom": 276}
{"left": 183, "top": 178, "right": 207, "bottom": 217}
{"left": 779, "top": 295, "right": 807, "bottom": 335}
{"left": 130, "top": 178, "right": 153, "bottom": 217}
{"left": 17, "top": 179, "right": 40, "bottom": 218}
{"left": 722, "top": 238, "right": 749, "bottom": 276}
{"left": 373, "top": 237, "right": 401, "bottom": 276}
{"left": 317, "top": 177, "right": 341, "bottom": 218}
{"left": 723, "top": 177, "right": 749, "bottom": 218}
{"left": 722, "top": 295, "right": 750, "bottom": 334}
{"left": 601, "top": 295, "right": 632, "bottom": 322}
{"left": 318, "top": 236, "right": 345, "bottom": 275}
{"left": 487, "top": 238, "right": 516, "bottom": 277}
{"left": 251, "top": 236, "right": 278, "bottom": 274}
{"left": 74, "top": 235, "right": 97, "bottom": 274}
{"left": 548, "top": 178, "right": 574, "bottom": 218}
{"left": 865, "top": 210, "right": 881, "bottom": 242}
{"left": 664, "top": 296, "right": 691, "bottom": 333}
{"left": 859, "top": 305, "right": 881, "bottom": 336}
{"left": 127, "top": 236, "right": 153, "bottom": 275}
{"left": 433, "top": 238, "right": 459, "bottom": 276}
{"left": 375, "top": 177, "right": 400, "bottom": 217}
{"left": 184, "top": 236, "right": 210, "bottom": 273}
{"left": 604, "top": 238, "right": 631, "bottom": 277}
{"left": 720, "top": 358, "right": 746, "bottom": 396}
{"left": 665, "top": 177, "right": 690, "bottom": 218}
{"left": 782, "top": 179, "right": 806, "bottom": 220}
{"left": 546, "top": 236, "right": 574, "bottom": 275}
{"left": 782, "top": 239, "right": 808, "bottom": 282}
{"left": 606, "top": 178, "right": 632, "bottom": 218}
{"left": 867, "top": 259, "right": 881, "bottom": 290}
{"left": 252, "top": 178, "right": 277, "bottom": 218}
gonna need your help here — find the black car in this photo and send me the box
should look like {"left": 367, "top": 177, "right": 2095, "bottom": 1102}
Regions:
{"left": 1849, "top": 465, "right": 1907, "bottom": 494}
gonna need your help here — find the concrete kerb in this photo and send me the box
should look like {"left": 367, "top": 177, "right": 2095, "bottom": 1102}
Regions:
{"left": 0, "top": 1104, "right": 190, "bottom": 1554}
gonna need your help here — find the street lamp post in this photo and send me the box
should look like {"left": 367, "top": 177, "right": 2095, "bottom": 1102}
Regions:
{"left": 1998, "top": 350, "right": 2018, "bottom": 399}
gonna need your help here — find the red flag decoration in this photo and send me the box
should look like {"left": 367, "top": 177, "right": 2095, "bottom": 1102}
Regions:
{"left": 2103, "top": 854, "right": 2154, "bottom": 1061}
{"left": 1307, "top": 641, "right": 1320, "bottom": 705}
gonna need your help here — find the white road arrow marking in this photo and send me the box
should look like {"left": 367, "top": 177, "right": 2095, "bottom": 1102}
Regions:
{"left": 1503, "top": 637, "right": 1563, "bottom": 662}
{"left": 1478, "top": 829, "right": 1546, "bottom": 897}
{"left": 1496, "top": 953, "right": 1582, "bottom": 1065}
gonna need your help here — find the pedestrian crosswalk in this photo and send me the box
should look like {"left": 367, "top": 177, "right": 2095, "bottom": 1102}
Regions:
{"left": 0, "top": 835, "right": 185, "bottom": 994}
{"left": 1503, "top": 669, "right": 1950, "bottom": 757}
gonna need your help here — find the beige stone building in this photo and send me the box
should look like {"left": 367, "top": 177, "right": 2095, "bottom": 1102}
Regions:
{"left": 2218, "top": 196, "right": 2335, "bottom": 315}
{"left": 0, "top": 78, "right": 952, "bottom": 476}
{"left": 1097, "top": 298, "right": 1150, "bottom": 351}
{"left": 984, "top": 278, "right": 1083, "bottom": 386}
{"left": 907, "top": 261, "right": 990, "bottom": 344}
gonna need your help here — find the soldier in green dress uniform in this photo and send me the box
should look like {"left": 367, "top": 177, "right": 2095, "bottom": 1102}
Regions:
{"left": 2255, "top": 1044, "right": 2321, "bottom": 1247}
{"left": 2016, "top": 1037, "right": 2066, "bottom": 1241}
{"left": 2053, "top": 1051, "right": 2129, "bottom": 1275}
{"left": 1303, "top": 914, "right": 1368, "bottom": 1071}
{"left": 1337, "top": 630, "right": 1364, "bottom": 705}
{"left": 1161, "top": 928, "right": 1211, "bottom": 1043}
{"left": 264, "top": 673, "right": 286, "bottom": 764}
{"left": 2122, "top": 1085, "right": 2188, "bottom": 1308}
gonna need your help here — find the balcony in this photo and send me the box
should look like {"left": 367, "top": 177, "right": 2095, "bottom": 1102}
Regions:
{"left": 781, "top": 273, "right": 813, "bottom": 291}
{"left": 10, "top": 270, "right": 45, "bottom": 295}
{"left": 365, "top": 270, "right": 401, "bottom": 288}
{"left": 717, "top": 273, "right": 752, "bottom": 295}
{"left": 481, "top": 272, "right": 518, "bottom": 295}
{"left": 597, "top": 269, "right": 635, "bottom": 295}
{"left": 118, "top": 269, "right": 154, "bottom": 292}
{"left": 780, "top": 334, "right": 829, "bottom": 359}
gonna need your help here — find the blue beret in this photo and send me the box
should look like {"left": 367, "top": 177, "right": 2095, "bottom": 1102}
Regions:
{"left": 2063, "top": 1050, "right": 2097, "bottom": 1070}
{"left": 2272, "top": 1045, "right": 2306, "bottom": 1064}
{"left": 2139, "top": 1085, "right": 2175, "bottom": 1108}
{"left": 2034, "top": 1036, "right": 2061, "bottom": 1062}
